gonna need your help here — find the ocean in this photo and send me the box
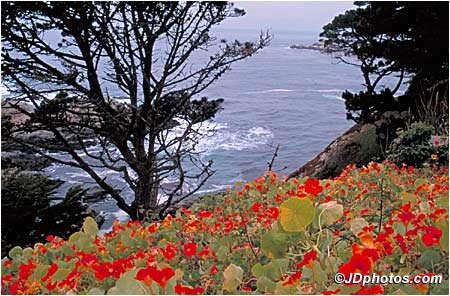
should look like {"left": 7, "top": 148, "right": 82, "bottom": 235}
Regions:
{"left": 39, "top": 28, "right": 390, "bottom": 230}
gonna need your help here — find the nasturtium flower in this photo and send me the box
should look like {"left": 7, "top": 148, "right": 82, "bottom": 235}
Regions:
{"left": 42, "top": 263, "right": 58, "bottom": 282}
{"left": 174, "top": 284, "right": 204, "bottom": 295}
{"left": 282, "top": 271, "right": 302, "bottom": 286}
{"left": 93, "top": 262, "right": 113, "bottom": 281}
{"left": 421, "top": 226, "right": 442, "bottom": 246}
{"left": 160, "top": 243, "right": 177, "bottom": 260}
{"left": 183, "top": 242, "right": 197, "bottom": 257}
{"left": 296, "top": 250, "right": 317, "bottom": 268}
{"left": 305, "top": 178, "right": 323, "bottom": 196}
{"left": 18, "top": 260, "right": 35, "bottom": 280}
{"left": 136, "top": 266, "right": 175, "bottom": 288}
{"left": 210, "top": 265, "right": 219, "bottom": 275}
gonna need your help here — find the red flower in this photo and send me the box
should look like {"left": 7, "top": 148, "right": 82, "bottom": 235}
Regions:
{"left": 42, "top": 263, "right": 59, "bottom": 282}
{"left": 45, "top": 281, "right": 57, "bottom": 291}
{"left": 199, "top": 245, "right": 215, "bottom": 258}
{"left": 305, "top": 179, "right": 323, "bottom": 196}
{"left": 422, "top": 226, "right": 442, "bottom": 246}
{"left": 197, "top": 210, "right": 214, "bottom": 219}
{"left": 147, "top": 223, "right": 158, "bottom": 233}
{"left": 93, "top": 262, "right": 112, "bottom": 281}
{"left": 3, "top": 260, "right": 12, "bottom": 267}
{"left": 282, "top": 271, "right": 302, "bottom": 286}
{"left": 210, "top": 265, "right": 219, "bottom": 275}
{"left": 175, "top": 284, "right": 204, "bottom": 295}
{"left": 9, "top": 280, "right": 26, "bottom": 294}
{"left": 263, "top": 207, "right": 279, "bottom": 219}
{"left": 338, "top": 254, "right": 373, "bottom": 279}
{"left": 183, "top": 242, "right": 197, "bottom": 257}
{"left": 161, "top": 243, "right": 177, "bottom": 260}
{"left": 137, "top": 266, "right": 175, "bottom": 288}
{"left": 252, "top": 203, "right": 264, "bottom": 213}
{"left": 80, "top": 254, "right": 98, "bottom": 267}
{"left": 296, "top": 250, "right": 317, "bottom": 268}
{"left": 18, "top": 260, "right": 35, "bottom": 280}
{"left": 111, "top": 260, "right": 126, "bottom": 279}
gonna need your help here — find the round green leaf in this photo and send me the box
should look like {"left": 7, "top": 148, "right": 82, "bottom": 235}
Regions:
{"left": 83, "top": 217, "right": 99, "bottom": 237}
{"left": 223, "top": 264, "right": 244, "bottom": 292}
{"left": 280, "top": 198, "right": 314, "bottom": 232}
{"left": 8, "top": 246, "right": 22, "bottom": 259}
{"left": 256, "top": 276, "right": 276, "bottom": 293}
{"left": 419, "top": 250, "right": 441, "bottom": 270}
{"left": 318, "top": 201, "right": 343, "bottom": 225}
{"left": 261, "top": 231, "right": 287, "bottom": 259}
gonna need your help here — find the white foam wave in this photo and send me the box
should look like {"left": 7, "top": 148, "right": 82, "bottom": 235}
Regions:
{"left": 165, "top": 121, "right": 273, "bottom": 154}
{"left": 322, "top": 94, "right": 345, "bottom": 101}
{"left": 196, "top": 125, "right": 274, "bottom": 153}
{"left": 314, "top": 89, "right": 343, "bottom": 93}
{"left": 245, "top": 89, "right": 294, "bottom": 94}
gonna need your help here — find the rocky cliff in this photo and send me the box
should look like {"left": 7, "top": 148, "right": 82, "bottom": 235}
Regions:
{"left": 289, "top": 123, "right": 383, "bottom": 179}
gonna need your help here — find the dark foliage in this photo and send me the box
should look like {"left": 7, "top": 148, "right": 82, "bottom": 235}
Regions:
{"left": 321, "top": 1, "right": 449, "bottom": 125}
{"left": 1, "top": 2, "right": 270, "bottom": 221}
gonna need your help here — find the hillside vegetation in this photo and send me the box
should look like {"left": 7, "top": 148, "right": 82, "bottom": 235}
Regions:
{"left": 1, "top": 162, "right": 448, "bottom": 295}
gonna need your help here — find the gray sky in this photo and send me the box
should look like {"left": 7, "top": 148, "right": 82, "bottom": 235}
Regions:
{"left": 221, "top": 1, "right": 355, "bottom": 32}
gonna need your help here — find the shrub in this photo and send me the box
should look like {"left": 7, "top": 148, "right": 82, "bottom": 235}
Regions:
{"left": 1, "top": 162, "right": 448, "bottom": 295}
{"left": 1, "top": 171, "right": 102, "bottom": 257}
{"left": 387, "top": 122, "right": 435, "bottom": 166}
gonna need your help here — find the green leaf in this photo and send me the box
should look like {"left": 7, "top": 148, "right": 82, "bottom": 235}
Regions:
{"left": 8, "top": 246, "right": 22, "bottom": 259}
{"left": 436, "top": 219, "right": 449, "bottom": 251}
{"left": 53, "top": 268, "right": 71, "bottom": 282}
{"left": 256, "top": 276, "right": 276, "bottom": 293}
{"left": 430, "top": 280, "right": 449, "bottom": 295}
{"left": 107, "top": 270, "right": 149, "bottom": 295}
{"left": 88, "top": 288, "right": 105, "bottom": 295}
{"left": 318, "top": 201, "right": 344, "bottom": 225}
{"left": 350, "top": 217, "right": 369, "bottom": 235}
{"left": 69, "top": 231, "right": 81, "bottom": 243}
{"left": 419, "top": 250, "right": 441, "bottom": 270}
{"left": 311, "top": 261, "right": 328, "bottom": 284}
{"left": 275, "top": 280, "right": 297, "bottom": 294}
{"left": 223, "top": 264, "right": 244, "bottom": 292}
{"left": 251, "top": 259, "right": 289, "bottom": 281}
{"left": 260, "top": 231, "right": 287, "bottom": 259}
{"left": 279, "top": 198, "right": 314, "bottom": 232}
{"left": 83, "top": 217, "right": 99, "bottom": 237}
{"left": 22, "top": 247, "right": 33, "bottom": 260}
{"left": 30, "top": 264, "right": 49, "bottom": 280}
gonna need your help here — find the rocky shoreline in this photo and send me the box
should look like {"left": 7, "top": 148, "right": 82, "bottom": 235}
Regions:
{"left": 289, "top": 41, "right": 346, "bottom": 54}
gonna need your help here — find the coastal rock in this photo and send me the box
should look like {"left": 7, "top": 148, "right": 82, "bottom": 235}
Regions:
{"left": 289, "top": 41, "right": 346, "bottom": 54}
{"left": 289, "top": 123, "right": 383, "bottom": 179}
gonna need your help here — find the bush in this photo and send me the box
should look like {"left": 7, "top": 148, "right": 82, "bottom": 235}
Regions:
{"left": 1, "top": 171, "right": 103, "bottom": 257}
{"left": 387, "top": 122, "right": 435, "bottom": 166}
{"left": 1, "top": 162, "right": 448, "bottom": 295}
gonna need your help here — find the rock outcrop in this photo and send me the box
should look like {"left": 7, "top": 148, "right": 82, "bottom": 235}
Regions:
{"left": 289, "top": 123, "right": 383, "bottom": 179}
